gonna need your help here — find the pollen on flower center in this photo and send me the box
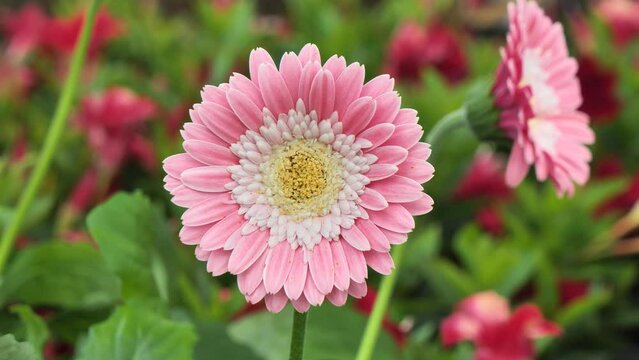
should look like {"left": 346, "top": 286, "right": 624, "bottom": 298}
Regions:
{"left": 262, "top": 139, "right": 344, "bottom": 220}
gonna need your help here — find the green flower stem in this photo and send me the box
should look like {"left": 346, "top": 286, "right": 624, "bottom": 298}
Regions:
{"left": 0, "top": 0, "right": 102, "bottom": 274}
{"left": 355, "top": 107, "right": 468, "bottom": 360}
{"left": 425, "top": 108, "right": 467, "bottom": 149}
{"left": 289, "top": 310, "right": 309, "bottom": 360}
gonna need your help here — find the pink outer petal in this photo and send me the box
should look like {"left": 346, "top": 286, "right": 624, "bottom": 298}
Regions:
{"left": 309, "top": 240, "right": 335, "bottom": 295}
{"left": 303, "top": 271, "right": 325, "bottom": 306}
{"left": 361, "top": 74, "right": 394, "bottom": 98}
{"left": 397, "top": 158, "right": 435, "bottom": 184}
{"left": 206, "top": 249, "right": 231, "bottom": 276}
{"left": 358, "top": 187, "right": 389, "bottom": 211}
{"left": 342, "top": 96, "right": 376, "bottom": 135}
{"left": 383, "top": 124, "right": 423, "bottom": 148}
{"left": 364, "top": 251, "right": 394, "bottom": 275}
{"left": 263, "top": 241, "right": 295, "bottom": 294}
{"left": 247, "top": 283, "right": 267, "bottom": 304}
{"left": 201, "top": 85, "right": 229, "bottom": 106}
{"left": 356, "top": 219, "right": 390, "bottom": 252}
{"left": 505, "top": 143, "right": 530, "bottom": 187}
{"left": 227, "top": 88, "right": 264, "bottom": 131}
{"left": 334, "top": 63, "right": 365, "bottom": 116}
{"left": 403, "top": 194, "right": 434, "bottom": 215}
{"left": 358, "top": 123, "right": 395, "bottom": 150}
{"left": 171, "top": 185, "right": 211, "bottom": 208}
{"left": 368, "top": 204, "right": 415, "bottom": 233}
{"left": 330, "top": 241, "right": 350, "bottom": 291}
{"left": 308, "top": 69, "right": 336, "bottom": 121}
{"left": 182, "top": 122, "right": 226, "bottom": 146}
{"left": 341, "top": 241, "right": 367, "bottom": 283}
{"left": 196, "top": 102, "right": 245, "bottom": 144}
{"left": 249, "top": 47, "right": 276, "bottom": 86}
{"left": 327, "top": 288, "right": 348, "bottom": 306}
{"left": 368, "top": 146, "right": 408, "bottom": 166}
{"left": 279, "top": 52, "right": 303, "bottom": 101}
{"left": 366, "top": 164, "right": 398, "bottom": 181}
{"left": 348, "top": 280, "right": 368, "bottom": 298}
{"left": 369, "top": 92, "right": 401, "bottom": 127}
{"left": 179, "top": 225, "right": 209, "bottom": 245}
{"left": 298, "top": 43, "right": 321, "bottom": 65}
{"left": 259, "top": 63, "right": 294, "bottom": 116}
{"left": 409, "top": 142, "right": 432, "bottom": 160}
{"left": 264, "top": 291, "right": 289, "bottom": 313}
{"left": 368, "top": 175, "right": 423, "bottom": 203}
{"left": 163, "top": 153, "right": 203, "bottom": 178}
{"left": 228, "top": 230, "right": 269, "bottom": 274}
{"left": 393, "top": 108, "right": 418, "bottom": 125}
{"left": 380, "top": 228, "right": 408, "bottom": 245}
{"left": 195, "top": 246, "right": 211, "bottom": 261}
{"left": 181, "top": 166, "right": 231, "bottom": 192}
{"left": 284, "top": 248, "right": 307, "bottom": 300}
{"left": 181, "top": 194, "right": 237, "bottom": 226}
{"left": 164, "top": 175, "right": 180, "bottom": 192}
{"left": 237, "top": 252, "right": 267, "bottom": 295}
{"left": 292, "top": 295, "right": 311, "bottom": 312}
{"left": 229, "top": 73, "right": 265, "bottom": 108}
{"left": 183, "top": 140, "right": 237, "bottom": 166}
{"left": 323, "top": 55, "right": 347, "bottom": 79}
{"left": 200, "top": 212, "right": 245, "bottom": 250}
{"left": 298, "top": 61, "right": 322, "bottom": 106}
{"left": 341, "top": 226, "right": 372, "bottom": 251}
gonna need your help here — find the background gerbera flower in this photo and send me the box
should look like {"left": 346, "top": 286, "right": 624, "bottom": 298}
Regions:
{"left": 163, "top": 44, "right": 434, "bottom": 313}
{"left": 492, "top": 0, "right": 595, "bottom": 196}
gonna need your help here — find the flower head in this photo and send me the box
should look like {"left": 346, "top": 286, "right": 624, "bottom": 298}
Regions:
{"left": 492, "top": 0, "right": 595, "bottom": 196}
{"left": 596, "top": 0, "right": 639, "bottom": 48}
{"left": 75, "top": 87, "right": 157, "bottom": 171}
{"left": 163, "top": 44, "right": 434, "bottom": 313}
{"left": 441, "top": 291, "right": 561, "bottom": 360}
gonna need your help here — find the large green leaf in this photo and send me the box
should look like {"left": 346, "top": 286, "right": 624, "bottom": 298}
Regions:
{"left": 77, "top": 303, "right": 197, "bottom": 360}
{"left": 229, "top": 306, "right": 399, "bottom": 360}
{"left": 87, "top": 192, "right": 176, "bottom": 301}
{"left": 0, "top": 334, "right": 37, "bottom": 360}
{"left": 0, "top": 242, "right": 120, "bottom": 310}
{"left": 194, "top": 321, "right": 260, "bottom": 360}
{"left": 11, "top": 305, "right": 49, "bottom": 357}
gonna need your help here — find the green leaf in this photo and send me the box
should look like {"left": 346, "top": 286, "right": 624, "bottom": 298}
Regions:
{"left": 556, "top": 289, "right": 612, "bottom": 328}
{"left": 0, "top": 334, "right": 37, "bottom": 360}
{"left": 77, "top": 303, "right": 197, "bottom": 360}
{"left": 229, "top": 306, "right": 399, "bottom": 360}
{"left": 10, "top": 305, "right": 49, "bottom": 356}
{"left": 87, "top": 192, "right": 175, "bottom": 301}
{"left": 194, "top": 321, "right": 259, "bottom": 360}
{"left": 0, "top": 242, "right": 120, "bottom": 310}
{"left": 422, "top": 259, "right": 477, "bottom": 303}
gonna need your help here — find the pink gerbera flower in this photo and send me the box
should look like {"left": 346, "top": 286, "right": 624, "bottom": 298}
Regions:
{"left": 441, "top": 291, "right": 561, "bottom": 360}
{"left": 163, "top": 44, "right": 434, "bottom": 313}
{"left": 492, "top": 0, "right": 595, "bottom": 196}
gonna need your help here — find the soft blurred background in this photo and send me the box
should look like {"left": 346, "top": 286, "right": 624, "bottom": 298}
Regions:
{"left": 0, "top": 0, "right": 638, "bottom": 359}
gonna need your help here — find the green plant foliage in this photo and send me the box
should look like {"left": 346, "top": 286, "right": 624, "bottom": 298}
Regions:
{"left": 0, "top": 334, "right": 37, "bottom": 360}
{"left": 10, "top": 305, "right": 49, "bottom": 357}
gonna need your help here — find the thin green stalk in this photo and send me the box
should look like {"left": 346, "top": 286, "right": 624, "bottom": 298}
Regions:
{"left": 0, "top": 0, "right": 102, "bottom": 274}
{"left": 289, "top": 310, "right": 309, "bottom": 360}
{"left": 355, "top": 107, "right": 467, "bottom": 360}
{"left": 355, "top": 244, "right": 405, "bottom": 360}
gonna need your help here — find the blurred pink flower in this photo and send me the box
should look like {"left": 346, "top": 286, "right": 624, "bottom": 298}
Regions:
{"left": 476, "top": 207, "right": 505, "bottom": 236}
{"left": 67, "top": 168, "right": 99, "bottom": 213}
{"left": 386, "top": 22, "right": 468, "bottom": 84}
{"left": 75, "top": 87, "right": 158, "bottom": 171}
{"left": 493, "top": 0, "right": 595, "bottom": 196}
{"left": 441, "top": 291, "right": 561, "bottom": 360}
{"left": 577, "top": 56, "right": 621, "bottom": 124}
{"left": 0, "top": 55, "right": 35, "bottom": 100}
{"left": 163, "top": 44, "right": 434, "bottom": 313}
{"left": 44, "top": 8, "right": 123, "bottom": 58}
{"left": 454, "top": 151, "right": 511, "bottom": 201}
{"left": 1, "top": 3, "right": 48, "bottom": 60}
{"left": 596, "top": 0, "right": 639, "bottom": 48}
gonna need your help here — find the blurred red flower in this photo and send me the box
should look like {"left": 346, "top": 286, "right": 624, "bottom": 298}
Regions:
{"left": 386, "top": 21, "right": 468, "bottom": 84}
{"left": 476, "top": 207, "right": 504, "bottom": 236}
{"left": 597, "top": 0, "right": 639, "bottom": 48}
{"left": 594, "top": 156, "right": 624, "bottom": 179}
{"left": 441, "top": 291, "right": 561, "bottom": 360}
{"left": 577, "top": 56, "right": 621, "bottom": 124}
{"left": 1, "top": 3, "right": 48, "bottom": 60}
{"left": 558, "top": 280, "right": 589, "bottom": 306}
{"left": 75, "top": 87, "right": 158, "bottom": 171}
{"left": 597, "top": 172, "right": 639, "bottom": 216}
{"left": 44, "top": 8, "right": 123, "bottom": 58}
{"left": 68, "top": 168, "right": 99, "bottom": 213}
{"left": 454, "top": 151, "right": 511, "bottom": 201}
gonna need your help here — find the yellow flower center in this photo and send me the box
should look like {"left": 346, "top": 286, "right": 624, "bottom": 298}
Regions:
{"left": 262, "top": 140, "right": 343, "bottom": 220}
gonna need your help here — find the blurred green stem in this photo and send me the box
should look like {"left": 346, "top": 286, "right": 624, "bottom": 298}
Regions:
{"left": 0, "top": 0, "right": 101, "bottom": 274}
{"left": 355, "top": 108, "right": 466, "bottom": 360}
{"left": 289, "top": 310, "right": 308, "bottom": 360}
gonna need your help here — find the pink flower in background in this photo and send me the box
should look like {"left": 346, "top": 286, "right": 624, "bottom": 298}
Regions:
{"left": 577, "top": 56, "right": 621, "bottom": 124}
{"left": 75, "top": 87, "right": 157, "bottom": 171}
{"left": 596, "top": 0, "right": 639, "bottom": 48}
{"left": 386, "top": 22, "right": 468, "bottom": 84}
{"left": 0, "top": 55, "right": 35, "bottom": 100}
{"left": 67, "top": 168, "right": 99, "bottom": 213}
{"left": 493, "top": 0, "right": 595, "bottom": 196}
{"left": 164, "top": 44, "right": 434, "bottom": 313}
{"left": 454, "top": 151, "right": 511, "bottom": 201}
{"left": 475, "top": 207, "right": 504, "bottom": 236}
{"left": 45, "top": 8, "right": 123, "bottom": 58}
{"left": 441, "top": 291, "right": 561, "bottom": 360}
{"left": 1, "top": 3, "right": 48, "bottom": 60}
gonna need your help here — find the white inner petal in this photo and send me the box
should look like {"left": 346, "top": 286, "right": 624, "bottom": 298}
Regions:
{"left": 520, "top": 48, "right": 559, "bottom": 115}
{"left": 528, "top": 118, "right": 560, "bottom": 154}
